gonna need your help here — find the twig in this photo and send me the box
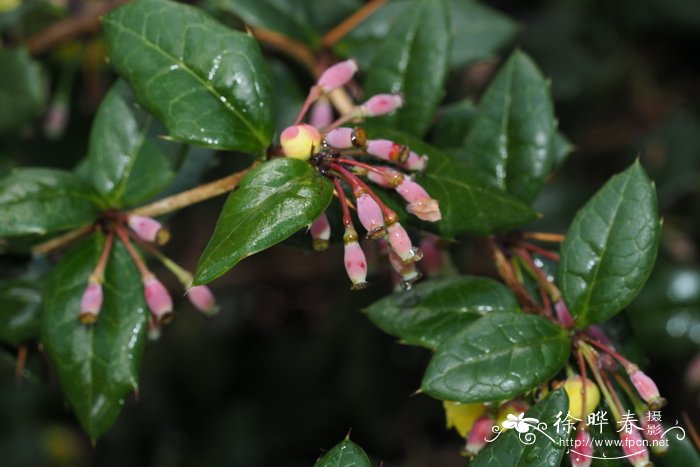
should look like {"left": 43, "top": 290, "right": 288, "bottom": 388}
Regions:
{"left": 522, "top": 232, "right": 565, "bottom": 243}
{"left": 32, "top": 224, "right": 95, "bottom": 255}
{"left": 249, "top": 27, "right": 317, "bottom": 74}
{"left": 321, "top": 0, "right": 387, "bottom": 48}
{"left": 26, "top": 0, "right": 128, "bottom": 55}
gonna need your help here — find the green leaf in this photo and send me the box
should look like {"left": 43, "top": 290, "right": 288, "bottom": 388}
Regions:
{"left": 366, "top": 275, "right": 520, "bottom": 349}
{"left": 0, "top": 47, "right": 44, "bottom": 135}
{"left": 103, "top": 0, "right": 274, "bottom": 152}
{"left": 429, "top": 99, "right": 478, "bottom": 150}
{"left": 194, "top": 158, "right": 333, "bottom": 284}
{"left": 364, "top": 127, "right": 538, "bottom": 237}
{"left": 364, "top": 0, "right": 450, "bottom": 137}
{"left": 462, "top": 51, "right": 556, "bottom": 204}
{"left": 422, "top": 312, "right": 570, "bottom": 402}
{"left": 216, "top": 0, "right": 319, "bottom": 47}
{"left": 314, "top": 439, "right": 371, "bottom": 467}
{"left": 557, "top": 162, "right": 661, "bottom": 328}
{"left": 0, "top": 168, "right": 103, "bottom": 237}
{"left": 448, "top": 0, "right": 518, "bottom": 69}
{"left": 87, "top": 80, "right": 179, "bottom": 208}
{"left": 550, "top": 130, "right": 574, "bottom": 170}
{"left": 0, "top": 279, "right": 42, "bottom": 345}
{"left": 42, "top": 234, "right": 148, "bottom": 439}
{"left": 470, "top": 389, "right": 569, "bottom": 467}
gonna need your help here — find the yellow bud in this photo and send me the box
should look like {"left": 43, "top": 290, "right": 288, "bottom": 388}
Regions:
{"left": 443, "top": 401, "right": 486, "bottom": 438}
{"left": 564, "top": 375, "right": 600, "bottom": 420}
{"left": 280, "top": 124, "right": 321, "bottom": 160}
{"left": 495, "top": 400, "right": 529, "bottom": 430}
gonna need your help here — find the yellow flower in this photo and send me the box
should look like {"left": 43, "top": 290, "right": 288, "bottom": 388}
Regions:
{"left": 564, "top": 375, "right": 600, "bottom": 419}
{"left": 443, "top": 401, "right": 485, "bottom": 438}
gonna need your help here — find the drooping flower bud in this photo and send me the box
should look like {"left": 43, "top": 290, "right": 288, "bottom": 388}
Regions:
{"left": 464, "top": 414, "right": 494, "bottom": 457}
{"left": 343, "top": 228, "right": 369, "bottom": 290}
{"left": 310, "top": 213, "right": 331, "bottom": 251}
{"left": 640, "top": 417, "right": 668, "bottom": 455}
{"left": 187, "top": 285, "right": 219, "bottom": 317}
{"left": 143, "top": 275, "right": 174, "bottom": 324}
{"left": 620, "top": 429, "right": 650, "bottom": 467}
{"left": 147, "top": 316, "right": 161, "bottom": 341}
{"left": 280, "top": 124, "right": 321, "bottom": 160}
{"left": 443, "top": 401, "right": 485, "bottom": 438}
{"left": 362, "top": 93, "right": 403, "bottom": 116}
{"left": 128, "top": 215, "right": 169, "bottom": 244}
{"left": 570, "top": 430, "right": 593, "bottom": 467}
{"left": 395, "top": 177, "right": 441, "bottom": 222}
{"left": 386, "top": 222, "right": 422, "bottom": 264}
{"left": 405, "top": 151, "right": 428, "bottom": 171}
{"left": 366, "top": 139, "right": 410, "bottom": 164}
{"left": 388, "top": 247, "right": 422, "bottom": 290}
{"left": 79, "top": 279, "right": 103, "bottom": 324}
{"left": 564, "top": 375, "right": 601, "bottom": 420}
{"left": 324, "top": 127, "right": 353, "bottom": 149}
{"left": 356, "top": 193, "right": 386, "bottom": 239}
{"left": 629, "top": 370, "right": 666, "bottom": 410}
{"left": 317, "top": 59, "right": 358, "bottom": 93}
{"left": 310, "top": 98, "right": 334, "bottom": 129}
{"left": 554, "top": 299, "right": 574, "bottom": 327}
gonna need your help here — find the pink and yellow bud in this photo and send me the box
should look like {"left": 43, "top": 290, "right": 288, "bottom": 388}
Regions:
{"left": 79, "top": 280, "right": 103, "bottom": 324}
{"left": 187, "top": 285, "right": 219, "bottom": 317}
{"left": 396, "top": 177, "right": 441, "bottom": 222}
{"left": 629, "top": 370, "right": 666, "bottom": 410}
{"left": 280, "top": 124, "right": 321, "bottom": 160}
{"left": 310, "top": 98, "right": 334, "bottom": 129}
{"left": 356, "top": 193, "right": 386, "bottom": 239}
{"left": 386, "top": 222, "right": 422, "bottom": 264}
{"left": 127, "top": 215, "right": 169, "bottom": 244}
{"left": 443, "top": 401, "right": 486, "bottom": 438}
{"left": 310, "top": 213, "right": 331, "bottom": 251}
{"left": 343, "top": 228, "right": 368, "bottom": 290}
{"left": 362, "top": 94, "right": 403, "bottom": 116}
{"left": 564, "top": 375, "right": 601, "bottom": 420}
{"left": 570, "top": 430, "right": 593, "bottom": 467}
{"left": 143, "top": 275, "right": 174, "bottom": 324}
{"left": 464, "top": 414, "right": 495, "bottom": 457}
{"left": 620, "top": 429, "right": 650, "bottom": 467}
{"left": 366, "top": 139, "right": 410, "bottom": 164}
{"left": 317, "top": 59, "right": 358, "bottom": 93}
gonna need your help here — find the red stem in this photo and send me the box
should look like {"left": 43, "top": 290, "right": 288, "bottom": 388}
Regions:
{"left": 584, "top": 337, "right": 636, "bottom": 372}
{"left": 333, "top": 177, "right": 354, "bottom": 229}
{"left": 331, "top": 163, "right": 398, "bottom": 220}
{"left": 293, "top": 86, "right": 321, "bottom": 125}
{"left": 521, "top": 242, "right": 561, "bottom": 261}
{"left": 115, "top": 226, "right": 151, "bottom": 278}
{"left": 91, "top": 231, "right": 115, "bottom": 282}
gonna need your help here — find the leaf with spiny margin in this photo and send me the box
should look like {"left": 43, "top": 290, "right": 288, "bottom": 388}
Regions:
{"left": 421, "top": 312, "right": 570, "bottom": 402}
{"left": 557, "top": 162, "right": 661, "bottom": 328}
{"left": 364, "top": 0, "right": 450, "bottom": 137}
{"left": 0, "top": 47, "right": 44, "bottom": 135}
{"left": 42, "top": 234, "right": 149, "bottom": 439}
{"left": 0, "top": 279, "right": 42, "bottom": 345}
{"left": 366, "top": 276, "right": 520, "bottom": 349}
{"left": 0, "top": 168, "right": 104, "bottom": 237}
{"left": 314, "top": 439, "right": 371, "bottom": 467}
{"left": 194, "top": 158, "right": 333, "bottom": 284}
{"left": 103, "top": 0, "right": 273, "bottom": 152}
{"left": 87, "top": 80, "right": 180, "bottom": 208}
{"left": 363, "top": 127, "right": 538, "bottom": 237}
{"left": 470, "top": 389, "right": 569, "bottom": 467}
{"left": 463, "top": 51, "right": 555, "bottom": 204}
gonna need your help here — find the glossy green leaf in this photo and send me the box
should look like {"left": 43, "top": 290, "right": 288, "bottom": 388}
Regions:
{"left": 0, "top": 168, "right": 103, "bottom": 237}
{"left": 550, "top": 130, "right": 574, "bottom": 170}
{"left": 365, "top": 127, "right": 538, "bottom": 237}
{"left": 103, "top": 0, "right": 274, "bottom": 152}
{"left": 216, "top": 0, "right": 319, "bottom": 47}
{"left": 364, "top": 0, "right": 450, "bottom": 137}
{"left": 422, "top": 312, "right": 570, "bottom": 402}
{"left": 463, "top": 51, "right": 556, "bottom": 204}
{"left": 470, "top": 389, "right": 569, "bottom": 467}
{"left": 0, "top": 47, "right": 44, "bottom": 135}
{"left": 87, "top": 80, "right": 179, "bottom": 208}
{"left": 194, "top": 158, "right": 333, "bottom": 284}
{"left": 558, "top": 162, "right": 661, "bottom": 328}
{"left": 0, "top": 279, "right": 42, "bottom": 345}
{"left": 429, "top": 99, "right": 478, "bottom": 150}
{"left": 314, "top": 439, "right": 371, "bottom": 467}
{"left": 42, "top": 234, "right": 148, "bottom": 439}
{"left": 366, "top": 275, "right": 520, "bottom": 349}
{"left": 448, "top": 0, "right": 518, "bottom": 69}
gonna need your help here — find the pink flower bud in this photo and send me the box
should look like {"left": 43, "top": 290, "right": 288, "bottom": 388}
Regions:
{"left": 641, "top": 417, "right": 668, "bottom": 455}
{"left": 362, "top": 94, "right": 403, "bottom": 116}
{"left": 128, "top": 215, "right": 169, "bottom": 244}
{"left": 343, "top": 228, "right": 368, "bottom": 290}
{"left": 143, "top": 275, "right": 174, "bottom": 324}
{"left": 620, "top": 429, "right": 650, "bottom": 467}
{"left": 465, "top": 415, "right": 494, "bottom": 457}
{"left": 587, "top": 325, "right": 613, "bottom": 346}
{"left": 79, "top": 280, "right": 103, "bottom": 324}
{"left": 630, "top": 370, "right": 666, "bottom": 410}
{"left": 554, "top": 299, "right": 574, "bottom": 327}
{"left": 396, "top": 177, "right": 441, "bottom": 222}
{"left": 317, "top": 59, "right": 358, "bottom": 93}
{"left": 366, "top": 139, "right": 410, "bottom": 163}
{"left": 280, "top": 124, "right": 321, "bottom": 160}
{"left": 405, "top": 151, "right": 428, "bottom": 171}
{"left": 388, "top": 248, "right": 421, "bottom": 290}
{"left": 387, "top": 222, "right": 422, "bottom": 264}
{"left": 310, "top": 213, "right": 331, "bottom": 251}
{"left": 570, "top": 430, "right": 593, "bottom": 467}
{"left": 187, "top": 285, "right": 219, "bottom": 317}
{"left": 356, "top": 193, "right": 386, "bottom": 239}
{"left": 324, "top": 127, "right": 353, "bottom": 149}
{"left": 310, "top": 98, "right": 334, "bottom": 129}
{"left": 147, "top": 316, "right": 161, "bottom": 341}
